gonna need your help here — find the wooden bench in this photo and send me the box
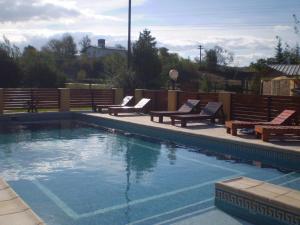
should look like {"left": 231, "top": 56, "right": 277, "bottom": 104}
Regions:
{"left": 255, "top": 125, "right": 300, "bottom": 142}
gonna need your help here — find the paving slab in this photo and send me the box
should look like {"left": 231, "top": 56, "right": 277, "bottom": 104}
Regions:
{"left": 0, "top": 178, "right": 45, "bottom": 225}
{"left": 84, "top": 113, "right": 300, "bottom": 153}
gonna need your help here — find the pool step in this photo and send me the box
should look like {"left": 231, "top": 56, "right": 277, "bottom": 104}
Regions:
{"left": 215, "top": 177, "right": 300, "bottom": 225}
{"left": 0, "top": 178, "right": 45, "bottom": 225}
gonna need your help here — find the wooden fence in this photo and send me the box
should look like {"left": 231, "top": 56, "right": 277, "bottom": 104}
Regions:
{"left": 3, "top": 88, "right": 115, "bottom": 111}
{"left": 177, "top": 92, "right": 219, "bottom": 109}
{"left": 231, "top": 94, "right": 300, "bottom": 123}
{"left": 142, "top": 90, "right": 168, "bottom": 111}
{"left": 70, "top": 89, "right": 115, "bottom": 109}
{"left": 2, "top": 88, "right": 300, "bottom": 124}
{"left": 3, "top": 88, "right": 59, "bottom": 110}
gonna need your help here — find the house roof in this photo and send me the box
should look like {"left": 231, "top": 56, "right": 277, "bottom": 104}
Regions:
{"left": 268, "top": 64, "right": 300, "bottom": 76}
{"left": 87, "top": 46, "right": 126, "bottom": 52}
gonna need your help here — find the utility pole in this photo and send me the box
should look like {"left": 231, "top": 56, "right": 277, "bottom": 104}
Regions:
{"left": 198, "top": 45, "right": 203, "bottom": 63}
{"left": 127, "top": 0, "right": 132, "bottom": 70}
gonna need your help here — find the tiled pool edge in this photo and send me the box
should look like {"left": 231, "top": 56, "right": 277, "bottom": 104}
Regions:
{"left": 215, "top": 177, "right": 300, "bottom": 225}
{"left": 76, "top": 113, "right": 300, "bottom": 171}
{"left": 0, "top": 178, "right": 46, "bottom": 225}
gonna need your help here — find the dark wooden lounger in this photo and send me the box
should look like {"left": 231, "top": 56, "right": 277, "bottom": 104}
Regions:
{"left": 170, "top": 102, "right": 224, "bottom": 127}
{"left": 255, "top": 125, "right": 300, "bottom": 142}
{"left": 95, "top": 96, "right": 133, "bottom": 112}
{"left": 108, "top": 98, "right": 151, "bottom": 116}
{"left": 225, "top": 110, "right": 297, "bottom": 136}
{"left": 149, "top": 99, "right": 200, "bottom": 123}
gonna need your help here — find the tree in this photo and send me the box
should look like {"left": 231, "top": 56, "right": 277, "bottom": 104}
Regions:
{"left": 42, "top": 34, "right": 77, "bottom": 60}
{"left": 102, "top": 53, "right": 133, "bottom": 88}
{"left": 0, "top": 49, "right": 22, "bottom": 87}
{"left": 275, "top": 36, "right": 284, "bottom": 63}
{"left": 205, "top": 49, "right": 218, "bottom": 71}
{"left": 23, "top": 62, "right": 65, "bottom": 88}
{"left": 79, "top": 35, "right": 91, "bottom": 54}
{"left": 0, "top": 35, "right": 21, "bottom": 59}
{"left": 204, "top": 46, "right": 234, "bottom": 71}
{"left": 158, "top": 47, "right": 180, "bottom": 87}
{"left": 42, "top": 34, "right": 78, "bottom": 78}
{"left": 132, "top": 29, "right": 162, "bottom": 88}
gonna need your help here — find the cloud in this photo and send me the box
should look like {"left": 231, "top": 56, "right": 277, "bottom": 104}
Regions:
{"left": 0, "top": 0, "right": 80, "bottom": 22}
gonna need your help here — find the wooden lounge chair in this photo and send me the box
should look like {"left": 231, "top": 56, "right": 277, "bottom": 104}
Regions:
{"left": 95, "top": 96, "right": 133, "bottom": 112}
{"left": 226, "top": 110, "right": 297, "bottom": 136}
{"left": 255, "top": 125, "right": 300, "bottom": 142}
{"left": 149, "top": 99, "right": 200, "bottom": 123}
{"left": 108, "top": 98, "right": 151, "bottom": 116}
{"left": 170, "top": 102, "right": 224, "bottom": 127}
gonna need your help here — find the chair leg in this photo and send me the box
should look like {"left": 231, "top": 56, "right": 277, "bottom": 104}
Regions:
{"left": 262, "top": 133, "right": 269, "bottom": 142}
{"left": 159, "top": 116, "right": 163, "bottom": 123}
{"left": 181, "top": 120, "right": 187, "bottom": 127}
{"left": 231, "top": 128, "right": 237, "bottom": 136}
{"left": 255, "top": 132, "right": 261, "bottom": 139}
{"left": 226, "top": 128, "right": 231, "bottom": 134}
{"left": 150, "top": 116, "right": 154, "bottom": 121}
{"left": 171, "top": 118, "right": 176, "bottom": 125}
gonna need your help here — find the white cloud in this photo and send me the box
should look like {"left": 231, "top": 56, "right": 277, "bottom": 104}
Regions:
{"left": 0, "top": 0, "right": 80, "bottom": 22}
{"left": 0, "top": 0, "right": 298, "bottom": 66}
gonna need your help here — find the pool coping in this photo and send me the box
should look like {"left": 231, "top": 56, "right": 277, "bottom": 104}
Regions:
{"left": 215, "top": 177, "right": 300, "bottom": 225}
{"left": 80, "top": 112, "right": 300, "bottom": 156}
{"left": 0, "top": 178, "right": 46, "bottom": 225}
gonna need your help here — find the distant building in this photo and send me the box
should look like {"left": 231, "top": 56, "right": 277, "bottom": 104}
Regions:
{"left": 262, "top": 64, "right": 300, "bottom": 96}
{"left": 85, "top": 39, "right": 126, "bottom": 58}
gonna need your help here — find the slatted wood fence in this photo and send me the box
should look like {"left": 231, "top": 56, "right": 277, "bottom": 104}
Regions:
{"left": 3, "top": 88, "right": 59, "bottom": 110}
{"left": 231, "top": 94, "right": 300, "bottom": 123}
{"left": 142, "top": 90, "right": 168, "bottom": 111}
{"left": 70, "top": 89, "right": 115, "bottom": 109}
{"left": 177, "top": 92, "right": 219, "bottom": 110}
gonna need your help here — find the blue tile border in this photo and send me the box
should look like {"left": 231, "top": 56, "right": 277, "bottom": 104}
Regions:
{"left": 215, "top": 189, "right": 300, "bottom": 225}
{"left": 75, "top": 113, "right": 300, "bottom": 171}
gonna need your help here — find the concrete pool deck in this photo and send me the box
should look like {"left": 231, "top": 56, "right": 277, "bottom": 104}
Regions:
{"left": 0, "top": 178, "right": 45, "bottom": 225}
{"left": 83, "top": 112, "right": 300, "bottom": 153}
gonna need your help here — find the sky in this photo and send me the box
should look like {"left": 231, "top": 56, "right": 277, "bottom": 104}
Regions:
{"left": 0, "top": 0, "right": 300, "bottom": 66}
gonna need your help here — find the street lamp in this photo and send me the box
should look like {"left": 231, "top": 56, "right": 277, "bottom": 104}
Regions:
{"left": 127, "top": 0, "right": 132, "bottom": 70}
{"left": 169, "top": 69, "right": 179, "bottom": 90}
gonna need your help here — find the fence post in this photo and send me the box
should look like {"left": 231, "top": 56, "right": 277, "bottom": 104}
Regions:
{"left": 168, "top": 90, "right": 179, "bottom": 111}
{"left": 267, "top": 96, "right": 272, "bottom": 122}
{"left": 0, "top": 89, "right": 3, "bottom": 115}
{"left": 134, "top": 89, "right": 145, "bottom": 104}
{"left": 113, "top": 88, "right": 124, "bottom": 104}
{"left": 59, "top": 88, "right": 70, "bottom": 112}
{"left": 218, "top": 92, "right": 232, "bottom": 121}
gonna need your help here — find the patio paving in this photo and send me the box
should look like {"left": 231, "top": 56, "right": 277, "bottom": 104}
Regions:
{"left": 0, "top": 178, "right": 45, "bottom": 225}
{"left": 84, "top": 112, "right": 300, "bottom": 153}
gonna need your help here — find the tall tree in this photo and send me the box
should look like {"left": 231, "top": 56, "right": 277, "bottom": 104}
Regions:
{"left": 42, "top": 33, "right": 77, "bottom": 60}
{"left": 275, "top": 36, "right": 284, "bottom": 63}
{"left": 79, "top": 35, "right": 91, "bottom": 54}
{"left": 0, "top": 49, "right": 22, "bottom": 87}
{"left": 132, "top": 29, "right": 162, "bottom": 88}
{"left": 0, "top": 35, "right": 21, "bottom": 59}
{"left": 205, "top": 49, "right": 218, "bottom": 71}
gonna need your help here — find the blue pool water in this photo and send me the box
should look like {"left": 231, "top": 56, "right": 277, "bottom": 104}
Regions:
{"left": 0, "top": 120, "right": 299, "bottom": 225}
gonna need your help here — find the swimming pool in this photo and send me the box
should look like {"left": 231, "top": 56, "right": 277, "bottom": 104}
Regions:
{"left": 0, "top": 120, "right": 299, "bottom": 225}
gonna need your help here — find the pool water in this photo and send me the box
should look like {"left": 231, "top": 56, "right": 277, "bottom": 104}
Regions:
{"left": 0, "top": 120, "right": 299, "bottom": 225}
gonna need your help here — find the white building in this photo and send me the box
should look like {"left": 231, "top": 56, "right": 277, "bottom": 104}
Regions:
{"left": 85, "top": 39, "right": 126, "bottom": 58}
